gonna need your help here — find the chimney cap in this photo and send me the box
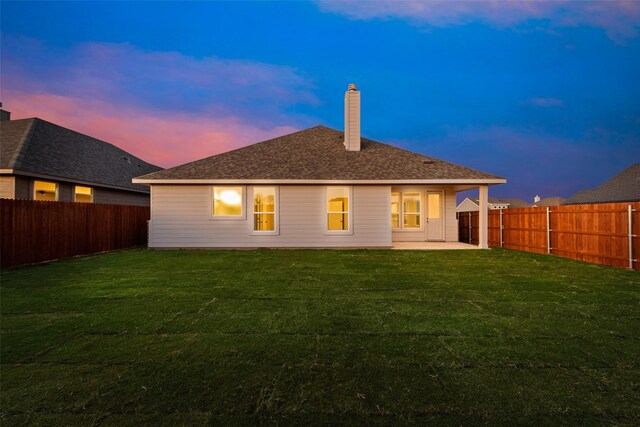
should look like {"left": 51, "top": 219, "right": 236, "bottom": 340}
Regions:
{"left": 347, "top": 83, "right": 358, "bottom": 91}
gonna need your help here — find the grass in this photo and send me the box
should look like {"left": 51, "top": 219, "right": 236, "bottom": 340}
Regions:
{"left": 1, "top": 248, "right": 639, "bottom": 426}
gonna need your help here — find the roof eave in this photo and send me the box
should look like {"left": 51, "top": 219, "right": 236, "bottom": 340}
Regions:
{"left": 2, "top": 169, "right": 151, "bottom": 194}
{"left": 132, "top": 178, "right": 507, "bottom": 185}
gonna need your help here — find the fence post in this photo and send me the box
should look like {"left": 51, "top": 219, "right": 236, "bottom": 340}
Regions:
{"left": 468, "top": 211, "right": 472, "bottom": 244}
{"left": 499, "top": 209, "right": 503, "bottom": 248}
{"left": 629, "top": 204, "right": 634, "bottom": 270}
{"left": 546, "top": 207, "right": 551, "bottom": 254}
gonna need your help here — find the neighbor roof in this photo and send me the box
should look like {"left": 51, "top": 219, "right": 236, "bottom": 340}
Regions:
{"left": 137, "top": 126, "right": 504, "bottom": 182}
{"left": 563, "top": 163, "right": 640, "bottom": 204}
{"left": 471, "top": 198, "right": 530, "bottom": 208}
{"left": 533, "top": 197, "right": 566, "bottom": 207}
{"left": 1, "top": 118, "right": 162, "bottom": 192}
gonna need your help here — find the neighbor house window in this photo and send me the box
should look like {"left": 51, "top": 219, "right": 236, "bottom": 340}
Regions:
{"left": 391, "top": 192, "right": 400, "bottom": 229}
{"left": 213, "top": 186, "right": 243, "bottom": 217}
{"left": 253, "top": 187, "right": 276, "bottom": 232}
{"left": 33, "top": 180, "right": 58, "bottom": 201}
{"left": 402, "top": 192, "right": 421, "bottom": 229}
{"left": 74, "top": 186, "right": 93, "bottom": 203}
{"left": 327, "top": 186, "right": 350, "bottom": 231}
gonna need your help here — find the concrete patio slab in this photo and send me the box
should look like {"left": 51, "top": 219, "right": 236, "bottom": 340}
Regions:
{"left": 391, "top": 242, "right": 481, "bottom": 250}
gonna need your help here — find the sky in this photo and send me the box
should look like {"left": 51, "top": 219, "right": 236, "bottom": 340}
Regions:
{"left": 1, "top": 1, "right": 639, "bottom": 202}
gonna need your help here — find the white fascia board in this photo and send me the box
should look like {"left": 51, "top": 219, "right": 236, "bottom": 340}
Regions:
{"left": 0, "top": 169, "right": 14, "bottom": 174}
{"left": 133, "top": 178, "right": 507, "bottom": 185}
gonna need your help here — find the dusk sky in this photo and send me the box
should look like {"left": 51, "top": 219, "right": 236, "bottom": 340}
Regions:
{"left": 2, "top": 1, "right": 639, "bottom": 202}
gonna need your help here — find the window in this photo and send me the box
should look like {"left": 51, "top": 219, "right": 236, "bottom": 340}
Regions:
{"left": 391, "top": 192, "right": 400, "bottom": 229}
{"left": 392, "top": 192, "right": 423, "bottom": 230}
{"left": 402, "top": 192, "right": 421, "bottom": 229}
{"left": 253, "top": 187, "right": 276, "bottom": 232}
{"left": 327, "top": 186, "right": 350, "bottom": 231}
{"left": 74, "top": 186, "right": 93, "bottom": 203}
{"left": 213, "top": 186, "right": 243, "bottom": 217}
{"left": 34, "top": 180, "right": 58, "bottom": 201}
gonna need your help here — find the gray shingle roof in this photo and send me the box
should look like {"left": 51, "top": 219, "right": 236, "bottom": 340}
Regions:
{"left": 138, "top": 125, "right": 503, "bottom": 182}
{"left": 563, "top": 163, "right": 640, "bottom": 204}
{"left": 1, "top": 118, "right": 162, "bottom": 192}
{"left": 533, "top": 197, "right": 566, "bottom": 207}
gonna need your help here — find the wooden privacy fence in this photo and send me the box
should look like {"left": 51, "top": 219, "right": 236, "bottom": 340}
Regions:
{"left": 1, "top": 199, "right": 150, "bottom": 268}
{"left": 459, "top": 202, "right": 640, "bottom": 270}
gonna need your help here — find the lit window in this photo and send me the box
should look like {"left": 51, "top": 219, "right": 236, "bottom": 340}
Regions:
{"left": 327, "top": 187, "right": 350, "bottom": 231}
{"left": 213, "top": 187, "right": 243, "bottom": 217}
{"left": 391, "top": 192, "right": 400, "bottom": 228}
{"left": 253, "top": 187, "right": 276, "bottom": 232}
{"left": 402, "top": 192, "right": 421, "bottom": 229}
{"left": 74, "top": 186, "right": 93, "bottom": 203}
{"left": 34, "top": 181, "right": 58, "bottom": 201}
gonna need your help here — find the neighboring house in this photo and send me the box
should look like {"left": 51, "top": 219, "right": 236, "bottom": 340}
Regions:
{"left": 134, "top": 84, "right": 506, "bottom": 249}
{"left": 530, "top": 195, "right": 566, "bottom": 207}
{"left": 456, "top": 197, "right": 529, "bottom": 212}
{"left": 0, "top": 110, "right": 162, "bottom": 206}
{"left": 563, "top": 163, "right": 640, "bottom": 205}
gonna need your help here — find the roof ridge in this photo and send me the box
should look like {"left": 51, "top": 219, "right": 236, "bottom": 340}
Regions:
{"left": 139, "top": 125, "right": 330, "bottom": 180}
{"left": 9, "top": 118, "right": 37, "bottom": 169}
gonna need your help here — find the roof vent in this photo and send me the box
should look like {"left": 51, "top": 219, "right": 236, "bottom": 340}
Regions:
{"left": 422, "top": 160, "right": 434, "bottom": 165}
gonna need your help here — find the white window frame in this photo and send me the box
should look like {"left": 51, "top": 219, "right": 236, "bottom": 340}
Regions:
{"left": 324, "top": 186, "right": 353, "bottom": 235}
{"left": 392, "top": 190, "right": 425, "bottom": 231}
{"left": 391, "top": 191, "right": 401, "bottom": 230}
{"left": 33, "top": 180, "right": 59, "bottom": 201}
{"left": 74, "top": 185, "right": 94, "bottom": 203}
{"left": 250, "top": 186, "right": 279, "bottom": 235}
{"left": 210, "top": 186, "right": 246, "bottom": 220}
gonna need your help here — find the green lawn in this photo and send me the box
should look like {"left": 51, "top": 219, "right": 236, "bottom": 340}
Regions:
{"left": 1, "top": 249, "right": 639, "bottom": 426}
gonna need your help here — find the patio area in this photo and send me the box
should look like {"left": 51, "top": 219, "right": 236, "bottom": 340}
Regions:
{"left": 391, "top": 241, "right": 481, "bottom": 250}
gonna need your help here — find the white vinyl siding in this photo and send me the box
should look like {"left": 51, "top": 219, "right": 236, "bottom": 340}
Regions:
{"left": 149, "top": 185, "right": 391, "bottom": 248}
{"left": 391, "top": 186, "right": 458, "bottom": 242}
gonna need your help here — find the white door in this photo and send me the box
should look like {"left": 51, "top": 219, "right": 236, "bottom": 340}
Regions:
{"left": 426, "top": 192, "right": 444, "bottom": 241}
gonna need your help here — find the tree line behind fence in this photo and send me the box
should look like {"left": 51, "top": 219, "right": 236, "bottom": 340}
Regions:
{"left": 459, "top": 202, "right": 640, "bottom": 270}
{"left": 1, "top": 199, "right": 150, "bottom": 268}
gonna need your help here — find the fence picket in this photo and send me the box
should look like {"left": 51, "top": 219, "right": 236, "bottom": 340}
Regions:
{"left": 459, "top": 202, "right": 640, "bottom": 270}
{"left": 0, "top": 199, "right": 150, "bottom": 268}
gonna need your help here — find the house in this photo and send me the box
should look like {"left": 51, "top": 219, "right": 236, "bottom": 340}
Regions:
{"left": 563, "top": 163, "right": 640, "bottom": 205}
{"left": 456, "top": 197, "right": 529, "bottom": 212}
{"left": 0, "top": 110, "right": 162, "bottom": 206}
{"left": 530, "top": 195, "right": 566, "bottom": 207}
{"left": 133, "top": 84, "right": 506, "bottom": 249}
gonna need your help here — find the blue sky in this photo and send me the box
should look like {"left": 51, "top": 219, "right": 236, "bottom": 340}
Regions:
{"left": 2, "top": 1, "right": 639, "bottom": 202}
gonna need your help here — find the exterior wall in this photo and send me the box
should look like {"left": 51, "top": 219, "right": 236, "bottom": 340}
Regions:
{"left": 391, "top": 185, "right": 458, "bottom": 242}
{"left": 4, "top": 175, "right": 150, "bottom": 205}
{"left": 94, "top": 187, "right": 150, "bottom": 206}
{"left": 456, "top": 198, "right": 479, "bottom": 212}
{"left": 149, "top": 184, "right": 392, "bottom": 248}
{"left": 0, "top": 176, "right": 15, "bottom": 199}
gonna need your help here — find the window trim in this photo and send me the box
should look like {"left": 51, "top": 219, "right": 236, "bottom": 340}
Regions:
{"left": 33, "top": 180, "right": 59, "bottom": 201}
{"left": 250, "top": 186, "right": 279, "bottom": 235}
{"left": 324, "top": 186, "right": 353, "bottom": 235}
{"left": 210, "top": 186, "right": 246, "bottom": 220}
{"left": 74, "top": 185, "right": 94, "bottom": 203}
{"left": 392, "top": 190, "right": 425, "bottom": 232}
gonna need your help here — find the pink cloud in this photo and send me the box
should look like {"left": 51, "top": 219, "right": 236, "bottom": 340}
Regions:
{"left": 3, "top": 89, "right": 298, "bottom": 168}
{"left": 317, "top": 0, "right": 640, "bottom": 42}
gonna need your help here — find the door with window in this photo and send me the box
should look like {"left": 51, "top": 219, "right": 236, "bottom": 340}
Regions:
{"left": 426, "top": 191, "right": 444, "bottom": 241}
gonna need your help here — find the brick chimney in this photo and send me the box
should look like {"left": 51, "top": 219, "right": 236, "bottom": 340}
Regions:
{"left": 344, "top": 83, "right": 361, "bottom": 151}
